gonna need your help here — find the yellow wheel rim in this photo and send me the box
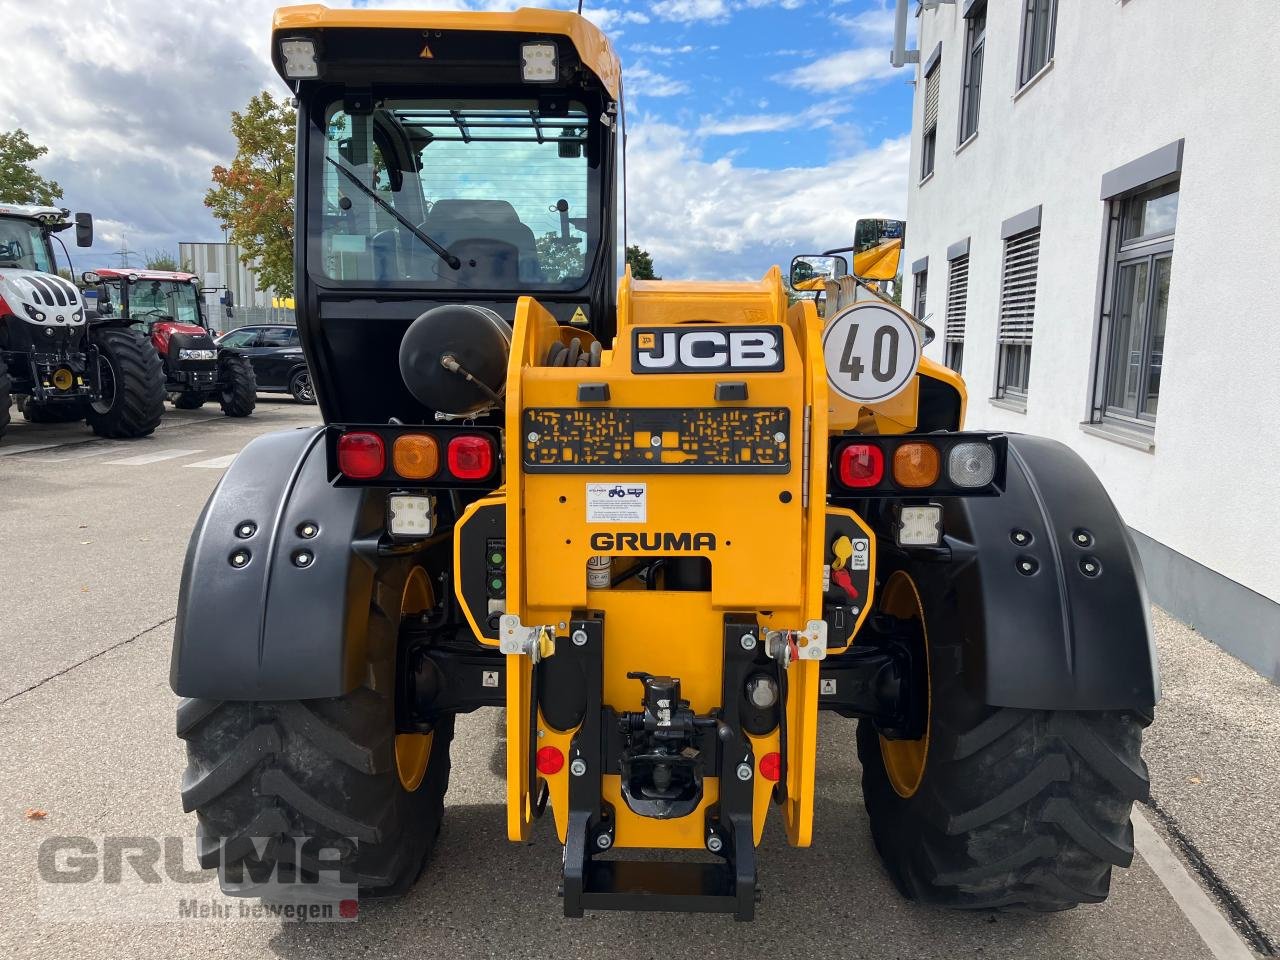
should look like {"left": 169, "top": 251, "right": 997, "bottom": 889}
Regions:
{"left": 395, "top": 567, "right": 435, "bottom": 792}
{"left": 878, "top": 571, "right": 931, "bottom": 799}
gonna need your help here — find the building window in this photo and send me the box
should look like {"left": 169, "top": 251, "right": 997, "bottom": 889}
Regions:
{"left": 1019, "top": 0, "right": 1057, "bottom": 87}
{"left": 1097, "top": 180, "right": 1178, "bottom": 424}
{"left": 995, "top": 228, "right": 1040, "bottom": 402}
{"left": 921, "top": 60, "right": 940, "bottom": 180}
{"left": 959, "top": 4, "right": 985, "bottom": 143}
{"left": 913, "top": 266, "right": 928, "bottom": 320}
{"left": 944, "top": 253, "right": 968, "bottom": 373}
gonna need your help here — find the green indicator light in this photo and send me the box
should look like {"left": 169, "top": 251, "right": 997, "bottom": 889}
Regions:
{"left": 490, "top": 551, "right": 504, "bottom": 565}
{"left": 490, "top": 578, "right": 504, "bottom": 592}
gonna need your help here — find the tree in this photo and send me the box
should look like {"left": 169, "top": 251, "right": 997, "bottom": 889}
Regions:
{"left": 626, "top": 244, "right": 660, "bottom": 280}
{"left": 0, "top": 129, "right": 63, "bottom": 205}
{"left": 146, "top": 251, "right": 180, "bottom": 271}
{"left": 205, "top": 93, "right": 295, "bottom": 297}
{"left": 535, "top": 232, "right": 584, "bottom": 282}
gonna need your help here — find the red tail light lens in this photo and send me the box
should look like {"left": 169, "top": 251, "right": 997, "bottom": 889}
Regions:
{"left": 535, "top": 746, "right": 564, "bottom": 775}
{"left": 0, "top": 295, "right": 12, "bottom": 318}
{"left": 337, "top": 432, "right": 385, "bottom": 479}
{"left": 447, "top": 434, "right": 495, "bottom": 480}
{"left": 838, "top": 443, "right": 884, "bottom": 488}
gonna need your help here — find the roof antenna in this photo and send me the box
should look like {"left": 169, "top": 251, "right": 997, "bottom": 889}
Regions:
{"left": 577, "top": 0, "right": 584, "bottom": 14}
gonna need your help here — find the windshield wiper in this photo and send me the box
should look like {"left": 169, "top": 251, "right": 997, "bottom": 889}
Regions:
{"left": 324, "top": 156, "right": 460, "bottom": 271}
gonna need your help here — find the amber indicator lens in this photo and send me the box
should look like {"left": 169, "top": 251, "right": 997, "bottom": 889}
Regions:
{"left": 393, "top": 434, "right": 440, "bottom": 480}
{"left": 892, "top": 442, "right": 941, "bottom": 488}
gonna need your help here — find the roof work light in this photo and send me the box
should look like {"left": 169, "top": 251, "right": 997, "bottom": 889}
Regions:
{"left": 279, "top": 38, "right": 319, "bottom": 79}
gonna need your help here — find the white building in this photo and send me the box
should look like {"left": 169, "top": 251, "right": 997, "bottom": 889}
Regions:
{"left": 896, "top": 0, "right": 1280, "bottom": 679}
{"left": 178, "top": 241, "right": 291, "bottom": 321}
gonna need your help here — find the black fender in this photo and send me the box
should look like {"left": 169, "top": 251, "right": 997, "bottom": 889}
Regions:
{"left": 924, "top": 434, "right": 1160, "bottom": 711}
{"left": 169, "top": 426, "right": 388, "bottom": 700}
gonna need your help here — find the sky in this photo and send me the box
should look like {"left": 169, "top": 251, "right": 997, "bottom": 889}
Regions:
{"left": 1, "top": 0, "right": 915, "bottom": 281}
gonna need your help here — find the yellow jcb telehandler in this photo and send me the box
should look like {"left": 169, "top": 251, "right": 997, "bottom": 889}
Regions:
{"left": 171, "top": 5, "right": 1158, "bottom": 919}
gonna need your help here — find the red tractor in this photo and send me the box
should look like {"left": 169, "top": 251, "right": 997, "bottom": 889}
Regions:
{"left": 86, "top": 268, "right": 256, "bottom": 415}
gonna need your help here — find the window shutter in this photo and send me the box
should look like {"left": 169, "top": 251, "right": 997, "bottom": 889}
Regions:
{"left": 923, "top": 65, "right": 941, "bottom": 132}
{"left": 998, "top": 229, "right": 1039, "bottom": 344}
{"left": 945, "top": 255, "right": 968, "bottom": 343}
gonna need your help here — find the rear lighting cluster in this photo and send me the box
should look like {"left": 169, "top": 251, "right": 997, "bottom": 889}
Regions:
{"left": 335, "top": 428, "right": 497, "bottom": 484}
{"left": 831, "top": 434, "right": 1005, "bottom": 497}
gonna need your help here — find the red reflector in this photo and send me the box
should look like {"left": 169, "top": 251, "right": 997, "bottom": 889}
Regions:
{"left": 0, "top": 294, "right": 13, "bottom": 318}
{"left": 536, "top": 745, "right": 565, "bottom": 775}
{"left": 759, "top": 752, "right": 782, "bottom": 782}
{"left": 839, "top": 443, "right": 884, "bottom": 488}
{"left": 337, "top": 432, "right": 385, "bottom": 479}
{"left": 447, "top": 434, "right": 494, "bottom": 480}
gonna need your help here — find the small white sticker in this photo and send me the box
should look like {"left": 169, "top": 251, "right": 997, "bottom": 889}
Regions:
{"left": 850, "top": 539, "right": 870, "bottom": 571}
{"left": 482, "top": 670, "right": 500, "bottom": 688}
{"left": 820, "top": 678, "right": 837, "bottom": 696}
{"left": 586, "top": 482, "right": 647, "bottom": 523}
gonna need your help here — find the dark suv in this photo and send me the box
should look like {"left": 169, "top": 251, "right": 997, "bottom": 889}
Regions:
{"left": 215, "top": 324, "right": 313, "bottom": 403}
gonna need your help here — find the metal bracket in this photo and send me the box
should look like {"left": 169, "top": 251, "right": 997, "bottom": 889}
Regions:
{"left": 764, "top": 619, "right": 828, "bottom": 665}
{"left": 498, "top": 614, "right": 556, "bottom": 661}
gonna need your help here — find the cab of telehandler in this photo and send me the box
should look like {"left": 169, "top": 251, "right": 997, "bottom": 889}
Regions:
{"left": 171, "top": 5, "right": 1158, "bottom": 922}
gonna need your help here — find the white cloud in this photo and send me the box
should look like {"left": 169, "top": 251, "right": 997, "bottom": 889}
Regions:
{"left": 626, "top": 65, "right": 691, "bottom": 97}
{"left": 625, "top": 118, "right": 907, "bottom": 279}
{"left": 629, "top": 42, "right": 696, "bottom": 55}
{"left": 774, "top": 47, "right": 897, "bottom": 93}
{"left": 650, "top": 0, "right": 730, "bottom": 23}
{"left": 696, "top": 101, "right": 846, "bottom": 136}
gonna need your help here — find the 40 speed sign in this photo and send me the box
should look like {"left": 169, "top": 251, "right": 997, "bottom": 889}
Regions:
{"left": 821, "top": 302, "right": 922, "bottom": 404}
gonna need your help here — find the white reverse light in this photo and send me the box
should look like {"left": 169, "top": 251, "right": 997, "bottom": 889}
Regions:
{"left": 896, "top": 504, "right": 943, "bottom": 547}
{"left": 388, "top": 494, "right": 436, "bottom": 539}
{"left": 947, "top": 441, "right": 996, "bottom": 488}
{"left": 521, "top": 42, "right": 558, "bottom": 82}
{"left": 279, "top": 38, "right": 319, "bottom": 79}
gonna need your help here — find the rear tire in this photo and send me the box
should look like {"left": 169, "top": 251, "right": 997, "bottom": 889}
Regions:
{"left": 86, "top": 327, "right": 164, "bottom": 438}
{"left": 858, "top": 570, "right": 1150, "bottom": 911}
{"left": 177, "top": 563, "right": 452, "bottom": 897}
{"left": 289, "top": 368, "right": 316, "bottom": 405}
{"left": 218, "top": 354, "right": 256, "bottom": 417}
{"left": 171, "top": 392, "right": 205, "bottom": 410}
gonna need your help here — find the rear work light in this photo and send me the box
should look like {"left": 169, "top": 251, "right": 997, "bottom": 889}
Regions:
{"left": 337, "top": 432, "right": 385, "bottom": 479}
{"left": 838, "top": 443, "right": 884, "bottom": 488}
{"left": 393, "top": 434, "right": 439, "bottom": 480}
{"left": 447, "top": 435, "right": 495, "bottom": 480}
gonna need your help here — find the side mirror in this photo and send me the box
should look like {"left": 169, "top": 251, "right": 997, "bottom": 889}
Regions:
{"left": 852, "top": 218, "right": 906, "bottom": 282}
{"left": 789, "top": 254, "right": 848, "bottom": 291}
{"left": 74, "top": 213, "right": 94, "bottom": 248}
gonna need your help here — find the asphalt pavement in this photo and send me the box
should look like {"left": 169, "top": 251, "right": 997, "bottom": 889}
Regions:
{"left": 0, "top": 400, "right": 1275, "bottom": 959}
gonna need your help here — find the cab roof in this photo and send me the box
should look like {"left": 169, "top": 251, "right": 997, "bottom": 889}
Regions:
{"left": 94, "top": 268, "right": 199, "bottom": 283}
{"left": 271, "top": 4, "right": 621, "bottom": 98}
{"left": 0, "top": 204, "right": 69, "bottom": 223}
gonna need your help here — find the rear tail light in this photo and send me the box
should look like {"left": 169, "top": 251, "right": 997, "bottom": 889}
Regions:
{"left": 838, "top": 443, "right": 884, "bottom": 487}
{"left": 947, "top": 441, "right": 996, "bottom": 488}
{"left": 892, "top": 442, "right": 940, "bottom": 488}
{"left": 0, "top": 295, "right": 12, "bottom": 318}
{"left": 393, "top": 434, "right": 439, "bottom": 480}
{"left": 447, "top": 434, "right": 494, "bottom": 480}
{"left": 337, "top": 431, "right": 385, "bottom": 479}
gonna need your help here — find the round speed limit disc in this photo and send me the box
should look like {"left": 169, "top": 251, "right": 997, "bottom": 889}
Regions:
{"left": 821, "top": 302, "right": 922, "bottom": 404}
